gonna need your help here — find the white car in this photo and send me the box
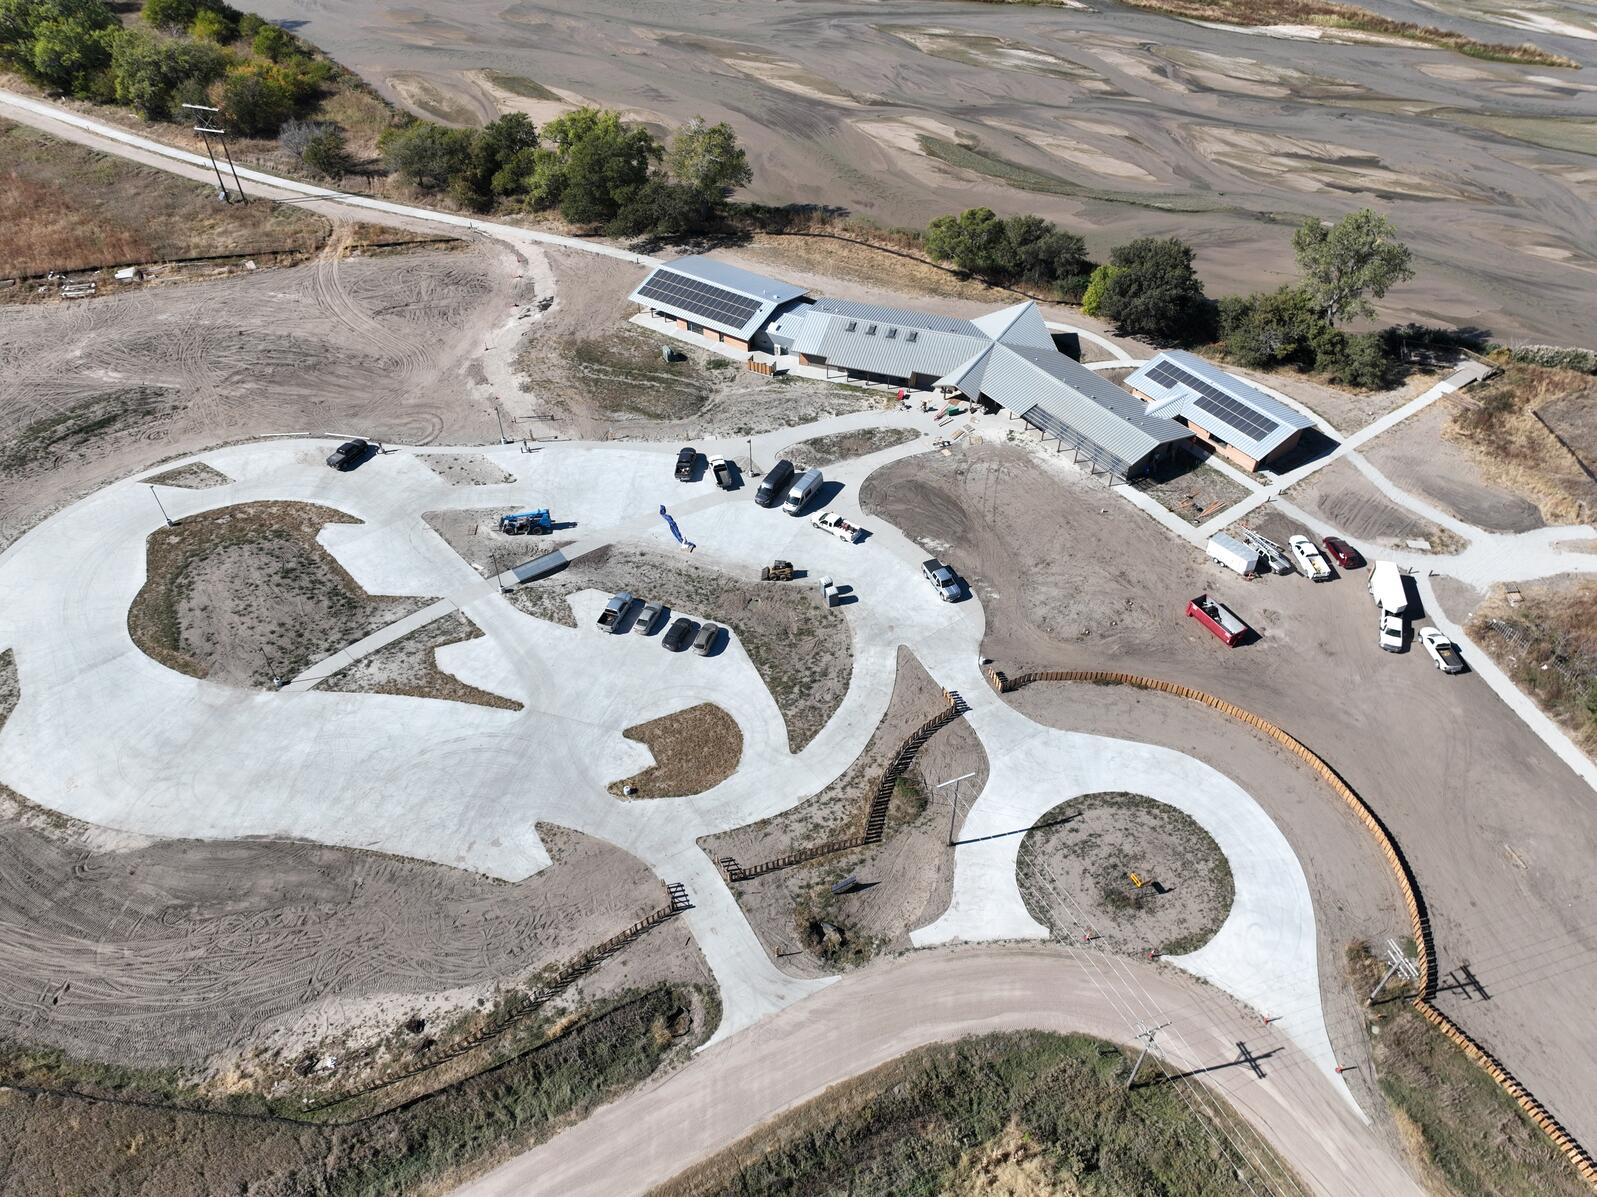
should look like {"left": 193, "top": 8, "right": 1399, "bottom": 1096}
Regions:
{"left": 1419, "top": 627, "right": 1465, "bottom": 673}
{"left": 1379, "top": 609, "right": 1406, "bottom": 653}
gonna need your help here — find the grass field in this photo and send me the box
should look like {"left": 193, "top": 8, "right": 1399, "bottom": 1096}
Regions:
{"left": 1, "top": 985, "right": 707, "bottom": 1197}
{"left": 653, "top": 1030, "right": 1307, "bottom": 1197}
{"left": 611, "top": 703, "right": 745, "bottom": 798}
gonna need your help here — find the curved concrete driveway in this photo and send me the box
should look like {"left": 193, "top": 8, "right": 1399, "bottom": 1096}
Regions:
{"left": 453, "top": 947, "right": 1422, "bottom": 1197}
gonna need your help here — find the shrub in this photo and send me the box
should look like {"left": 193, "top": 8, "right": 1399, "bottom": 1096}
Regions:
{"left": 1218, "top": 286, "right": 1318, "bottom": 369}
{"left": 110, "top": 28, "right": 224, "bottom": 118}
{"left": 381, "top": 121, "right": 476, "bottom": 191}
{"left": 251, "top": 22, "right": 292, "bottom": 62}
{"left": 1080, "top": 263, "right": 1116, "bottom": 317}
{"left": 1510, "top": 344, "right": 1597, "bottom": 375}
{"left": 187, "top": 6, "right": 233, "bottom": 42}
{"left": 220, "top": 62, "right": 295, "bottom": 135}
{"left": 0, "top": 0, "right": 117, "bottom": 95}
{"left": 924, "top": 207, "right": 1091, "bottom": 294}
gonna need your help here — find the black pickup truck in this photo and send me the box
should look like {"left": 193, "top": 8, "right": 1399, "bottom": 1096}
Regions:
{"left": 675, "top": 447, "right": 697, "bottom": 481}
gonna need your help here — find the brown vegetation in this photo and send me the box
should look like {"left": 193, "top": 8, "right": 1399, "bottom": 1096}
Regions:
{"left": 779, "top": 427, "right": 922, "bottom": 470}
{"left": 1117, "top": 0, "right": 1578, "bottom": 68}
{"left": 610, "top": 704, "right": 744, "bottom": 799}
{"left": 1471, "top": 578, "right": 1597, "bottom": 752}
{"left": 144, "top": 462, "right": 233, "bottom": 490}
{"left": 127, "top": 501, "right": 433, "bottom": 687}
{"left": 1448, "top": 364, "right": 1597, "bottom": 524}
{"left": 319, "top": 609, "right": 523, "bottom": 710}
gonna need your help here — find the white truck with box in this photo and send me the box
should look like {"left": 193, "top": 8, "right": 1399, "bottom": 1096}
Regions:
{"left": 1368, "top": 560, "right": 1408, "bottom": 614}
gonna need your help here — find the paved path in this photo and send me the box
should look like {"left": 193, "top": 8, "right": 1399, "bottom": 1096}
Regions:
{"left": 453, "top": 947, "right": 1422, "bottom": 1197}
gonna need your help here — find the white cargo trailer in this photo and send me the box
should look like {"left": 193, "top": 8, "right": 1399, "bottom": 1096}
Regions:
{"left": 1207, "top": 533, "right": 1260, "bottom": 577}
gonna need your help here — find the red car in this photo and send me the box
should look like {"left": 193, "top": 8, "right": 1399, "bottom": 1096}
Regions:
{"left": 1322, "top": 536, "right": 1363, "bottom": 569}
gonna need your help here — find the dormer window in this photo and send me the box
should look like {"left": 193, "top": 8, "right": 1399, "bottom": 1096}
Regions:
{"left": 905, "top": 331, "right": 919, "bottom": 343}
{"left": 886, "top": 328, "right": 899, "bottom": 339}
{"left": 865, "top": 325, "right": 878, "bottom": 335}
{"left": 844, "top": 321, "right": 858, "bottom": 332}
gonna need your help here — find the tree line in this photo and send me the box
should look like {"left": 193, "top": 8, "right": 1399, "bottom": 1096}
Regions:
{"left": 920, "top": 204, "right": 1415, "bottom": 389}
{"left": 378, "top": 110, "right": 751, "bottom": 234}
{"left": 0, "top": 0, "right": 338, "bottom": 136}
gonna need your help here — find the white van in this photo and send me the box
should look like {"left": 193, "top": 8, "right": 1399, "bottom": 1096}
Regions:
{"left": 783, "top": 467, "right": 824, "bottom": 516}
{"left": 1368, "top": 560, "right": 1408, "bottom": 615}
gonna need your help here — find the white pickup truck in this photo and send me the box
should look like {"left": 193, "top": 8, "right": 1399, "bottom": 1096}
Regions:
{"left": 1289, "top": 535, "right": 1332, "bottom": 582}
{"left": 812, "top": 510, "right": 864, "bottom": 543}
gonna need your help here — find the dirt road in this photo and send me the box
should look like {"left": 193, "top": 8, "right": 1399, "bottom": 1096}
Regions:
{"left": 453, "top": 946, "right": 1424, "bottom": 1197}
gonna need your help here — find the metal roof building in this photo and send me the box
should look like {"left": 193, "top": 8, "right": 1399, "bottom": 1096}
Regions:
{"left": 628, "top": 256, "right": 808, "bottom": 347}
{"left": 1126, "top": 351, "right": 1314, "bottom": 470}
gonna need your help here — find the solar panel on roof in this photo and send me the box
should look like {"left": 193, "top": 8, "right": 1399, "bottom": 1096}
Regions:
{"left": 1144, "top": 360, "right": 1280, "bottom": 443}
{"left": 637, "top": 270, "right": 763, "bottom": 330}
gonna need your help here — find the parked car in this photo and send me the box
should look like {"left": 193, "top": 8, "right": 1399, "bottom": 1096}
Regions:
{"left": 692, "top": 622, "right": 720, "bottom": 655}
{"left": 1379, "top": 609, "right": 1406, "bottom": 653}
{"left": 710, "top": 456, "right": 736, "bottom": 490}
{"left": 663, "top": 616, "right": 695, "bottom": 651}
{"left": 783, "top": 467, "right": 824, "bottom": 516}
{"left": 921, "top": 558, "right": 960, "bottom": 602}
{"left": 597, "top": 591, "right": 635, "bottom": 631}
{"left": 632, "top": 601, "right": 662, "bottom": 635}
{"left": 675, "top": 447, "right": 697, "bottom": 481}
{"left": 1419, "top": 627, "right": 1465, "bottom": 673}
{"left": 754, "top": 459, "right": 795, "bottom": 508}
{"left": 326, "top": 438, "right": 370, "bottom": 470}
{"left": 1288, "top": 535, "right": 1332, "bottom": 582}
{"left": 1322, "top": 536, "right": 1363, "bottom": 569}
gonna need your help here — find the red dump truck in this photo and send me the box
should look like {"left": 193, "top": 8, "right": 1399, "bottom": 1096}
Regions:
{"left": 1187, "top": 594, "right": 1251, "bottom": 647}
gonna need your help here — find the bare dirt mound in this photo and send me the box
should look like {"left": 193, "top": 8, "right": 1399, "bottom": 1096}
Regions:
{"left": 779, "top": 426, "right": 922, "bottom": 470}
{"left": 128, "top": 501, "right": 434, "bottom": 688}
{"left": 610, "top": 704, "right": 744, "bottom": 798}
{"left": 144, "top": 462, "right": 233, "bottom": 490}
{"left": 1016, "top": 791, "right": 1234, "bottom": 957}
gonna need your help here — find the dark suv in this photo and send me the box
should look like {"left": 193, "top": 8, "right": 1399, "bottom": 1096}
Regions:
{"left": 662, "top": 616, "right": 696, "bottom": 651}
{"left": 675, "top": 447, "right": 697, "bottom": 481}
{"left": 754, "top": 459, "right": 795, "bottom": 508}
{"left": 326, "top": 438, "right": 371, "bottom": 470}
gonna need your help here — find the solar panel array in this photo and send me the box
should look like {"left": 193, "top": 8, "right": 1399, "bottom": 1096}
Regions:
{"left": 1145, "top": 360, "right": 1279, "bottom": 444}
{"left": 637, "top": 270, "right": 763, "bottom": 331}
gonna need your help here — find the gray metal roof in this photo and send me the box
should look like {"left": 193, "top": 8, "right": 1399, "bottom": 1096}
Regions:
{"left": 795, "top": 311, "right": 991, "bottom": 379}
{"left": 808, "top": 298, "right": 983, "bottom": 337}
{"left": 628, "top": 255, "right": 808, "bottom": 340}
{"left": 1127, "top": 350, "right": 1313, "bottom": 462}
{"left": 984, "top": 346, "right": 1192, "bottom": 467}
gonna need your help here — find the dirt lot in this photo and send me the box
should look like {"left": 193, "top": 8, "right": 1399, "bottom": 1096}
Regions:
{"left": 127, "top": 501, "right": 433, "bottom": 688}
{"left": 611, "top": 704, "right": 744, "bottom": 799}
{"left": 777, "top": 426, "right": 922, "bottom": 470}
{"left": 1285, "top": 458, "right": 1465, "bottom": 553}
{"left": 1135, "top": 455, "right": 1253, "bottom": 526}
{"left": 0, "top": 238, "right": 521, "bottom": 552}
{"left": 513, "top": 253, "right": 885, "bottom": 440}
{"left": 1016, "top": 791, "right": 1234, "bottom": 958}
{"left": 418, "top": 452, "right": 516, "bottom": 486}
{"left": 318, "top": 609, "right": 522, "bottom": 710}
{"left": 507, "top": 546, "right": 853, "bottom": 753}
{"left": 424, "top": 508, "right": 566, "bottom": 578}
{"left": 702, "top": 648, "right": 986, "bottom": 975}
{"left": 863, "top": 440, "right": 1597, "bottom": 1146}
{"left": 1361, "top": 401, "right": 1545, "bottom": 533}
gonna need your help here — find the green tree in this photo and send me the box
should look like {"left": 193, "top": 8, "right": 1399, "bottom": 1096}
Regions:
{"left": 381, "top": 121, "right": 476, "bottom": 191}
{"left": 1320, "top": 330, "right": 1391, "bottom": 390}
{"left": 251, "top": 22, "right": 293, "bottom": 62}
{"left": 607, "top": 177, "right": 716, "bottom": 238}
{"left": 665, "top": 116, "right": 750, "bottom": 196}
{"left": 140, "top": 0, "right": 199, "bottom": 32}
{"left": 924, "top": 207, "right": 1014, "bottom": 279}
{"left": 1080, "top": 263, "right": 1117, "bottom": 317}
{"left": 110, "top": 28, "right": 223, "bottom": 118}
{"left": 552, "top": 109, "right": 659, "bottom": 226}
{"left": 1002, "top": 214, "right": 1090, "bottom": 291}
{"left": 1218, "top": 286, "right": 1320, "bottom": 369}
{"left": 220, "top": 62, "right": 294, "bottom": 135}
{"left": 1097, "top": 236, "right": 1208, "bottom": 343}
{"left": 28, "top": 11, "right": 114, "bottom": 93}
{"left": 188, "top": 5, "right": 233, "bottom": 42}
{"left": 1292, "top": 209, "right": 1415, "bottom": 326}
{"left": 301, "top": 125, "right": 350, "bottom": 178}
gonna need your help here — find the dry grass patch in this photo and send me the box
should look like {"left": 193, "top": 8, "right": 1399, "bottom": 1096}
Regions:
{"left": 0, "top": 119, "right": 329, "bottom": 280}
{"left": 1470, "top": 578, "right": 1597, "bottom": 753}
{"left": 144, "top": 462, "right": 232, "bottom": 490}
{"left": 0, "top": 649, "right": 16, "bottom": 734}
{"left": 319, "top": 610, "right": 522, "bottom": 711}
{"left": 1118, "top": 0, "right": 1576, "bottom": 67}
{"left": 609, "top": 704, "right": 743, "bottom": 798}
{"left": 128, "top": 502, "right": 434, "bottom": 688}
{"left": 1448, "top": 364, "right": 1597, "bottom": 524}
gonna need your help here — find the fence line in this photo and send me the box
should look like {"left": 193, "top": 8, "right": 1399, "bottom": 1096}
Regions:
{"left": 987, "top": 667, "right": 1597, "bottom": 1190}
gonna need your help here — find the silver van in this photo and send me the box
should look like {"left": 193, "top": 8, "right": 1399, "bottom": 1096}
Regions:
{"left": 783, "top": 467, "right": 823, "bottom": 516}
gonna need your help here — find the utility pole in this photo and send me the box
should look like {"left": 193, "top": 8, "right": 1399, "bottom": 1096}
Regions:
{"left": 182, "top": 104, "right": 243, "bottom": 201}
{"left": 259, "top": 645, "right": 283, "bottom": 690}
{"left": 937, "top": 771, "right": 977, "bottom": 846}
{"left": 1368, "top": 938, "right": 1420, "bottom": 1004}
{"left": 490, "top": 399, "right": 508, "bottom": 444}
{"left": 747, "top": 436, "right": 759, "bottom": 477}
{"left": 1126, "top": 1021, "right": 1171, "bottom": 1090}
{"left": 148, "top": 485, "right": 175, "bottom": 527}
